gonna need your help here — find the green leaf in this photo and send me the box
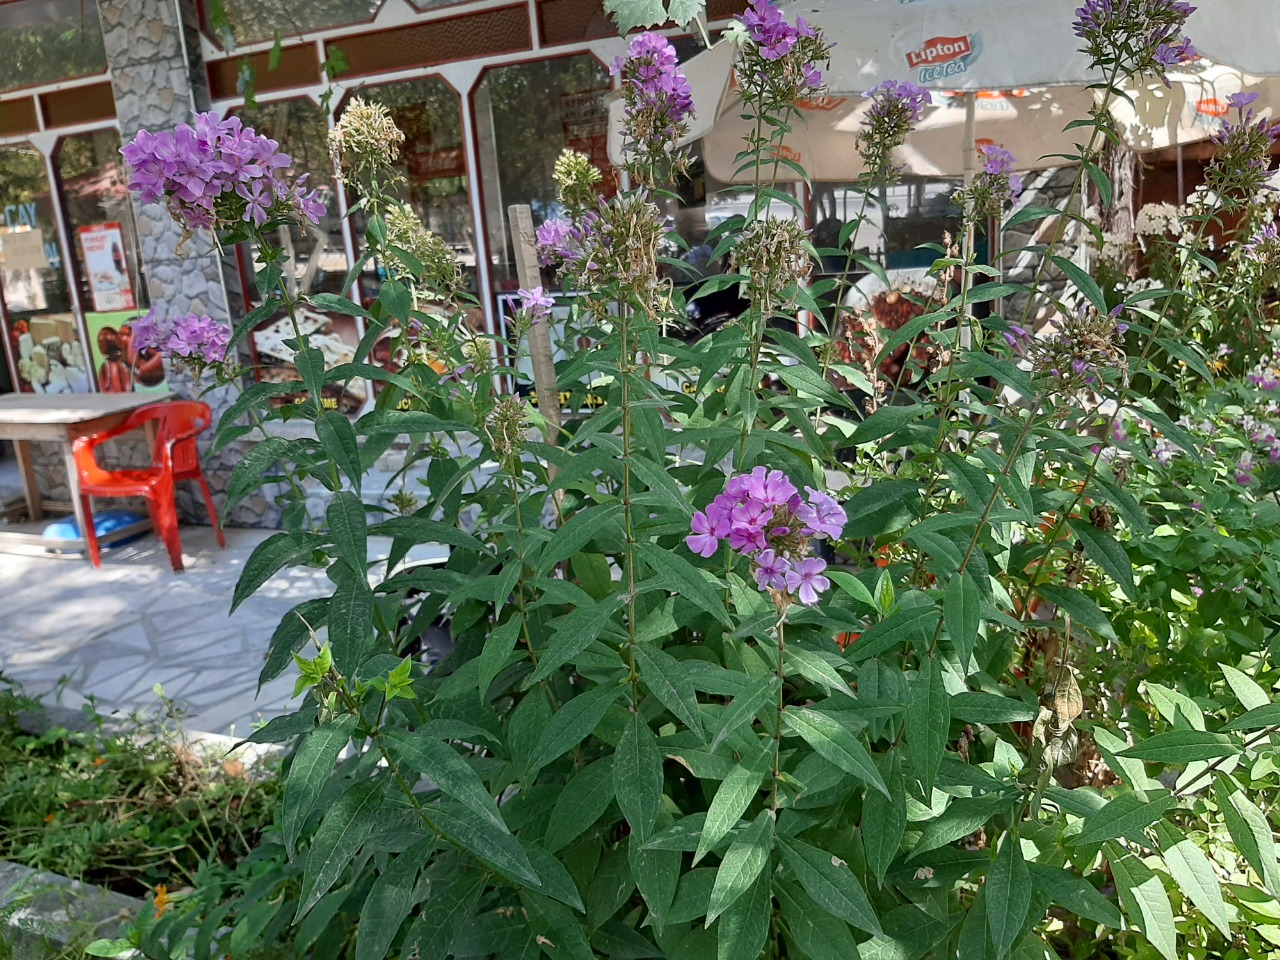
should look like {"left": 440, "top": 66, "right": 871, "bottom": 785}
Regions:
{"left": 381, "top": 727, "right": 504, "bottom": 829}
{"left": 530, "top": 682, "right": 625, "bottom": 774}
{"left": 1225, "top": 702, "right": 1280, "bottom": 731}
{"left": 636, "top": 643, "right": 705, "bottom": 740}
{"left": 523, "top": 844, "right": 586, "bottom": 913}
{"left": 638, "top": 542, "right": 732, "bottom": 627}
{"left": 942, "top": 453, "right": 994, "bottom": 512}
{"left": 706, "top": 810, "right": 774, "bottom": 925}
{"left": 229, "top": 297, "right": 284, "bottom": 348}
{"left": 296, "top": 782, "right": 384, "bottom": 920}
{"left": 402, "top": 866, "right": 484, "bottom": 959}
{"left": 615, "top": 711, "right": 663, "bottom": 842}
{"left": 911, "top": 793, "right": 1017, "bottom": 858}
{"left": 1106, "top": 842, "right": 1177, "bottom": 960}
{"left": 259, "top": 598, "right": 328, "bottom": 689}
{"left": 355, "top": 840, "right": 429, "bottom": 960}
{"left": 945, "top": 573, "right": 981, "bottom": 669}
{"left": 233, "top": 532, "right": 324, "bottom": 612}
{"left": 1152, "top": 820, "right": 1230, "bottom": 937}
{"left": 325, "top": 492, "right": 367, "bottom": 578}
{"left": 715, "top": 872, "right": 770, "bottom": 960}
{"left": 841, "top": 480, "right": 920, "bottom": 540}
{"left": 784, "top": 647, "right": 854, "bottom": 699}
{"left": 847, "top": 605, "right": 940, "bottom": 664}
{"left": 777, "top": 836, "right": 882, "bottom": 936}
{"left": 782, "top": 706, "right": 888, "bottom": 797}
{"left": 1219, "top": 775, "right": 1280, "bottom": 898}
{"left": 477, "top": 616, "right": 522, "bottom": 701}
{"left": 630, "top": 836, "right": 682, "bottom": 930}
{"left": 694, "top": 750, "right": 769, "bottom": 865}
{"left": 528, "top": 596, "right": 625, "bottom": 684}
{"left": 310, "top": 292, "right": 373, "bottom": 318}
{"left": 327, "top": 564, "right": 374, "bottom": 672}
{"left": 862, "top": 751, "right": 907, "bottom": 885}
{"left": 1036, "top": 585, "right": 1116, "bottom": 641}
{"left": 368, "top": 515, "right": 485, "bottom": 553}
{"left": 850, "top": 404, "right": 927, "bottom": 446}
{"left": 775, "top": 882, "right": 861, "bottom": 960}
{"left": 316, "top": 411, "right": 363, "bottom": 493}
{"left": 950, "top": 692, "right": 1037, "bottom": 724}
{"left": 539, "top": 503, "right": 624, "bottom": 575}
{"left": 986, "top": 834, "right": 1031, "bottom": 958}
{"left": 1220, "top": 662, "right": 1271, "bottom": 711}
{"left": 428, "top": 803, "right": 540, "bottom": 887}
{"left": 1067, "top": 518, "right": 1134, "bottom": 599}
{"left": 1050, "top": 254, "right": 1107, "bottom": 313}
{"left": 295, "top": 346, "right": 327, "bottom": 403}
{"left": 545, "top": 757, "right": 615, "bottom": 852}
{"left": 1026, "top": 862, "right": 1122, "bottom": 928}
{"left": 709, "top": 675, "right": 779, "bottom": 751}
{"left": 1075, "top": 792, "right": 1174, "bottom": 846}
{"left": 1118, "top": 730, "right": 1238, "bottom": 764}
{"left": 282, "top": 717, "right": 355, "bottom": 859}
{"left": 906, "top": 655, "right": 948, "bottom": 798}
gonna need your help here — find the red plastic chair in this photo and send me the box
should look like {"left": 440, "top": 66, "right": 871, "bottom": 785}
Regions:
{"left": 72, "top": 400, "right": 226, "bottom": 572}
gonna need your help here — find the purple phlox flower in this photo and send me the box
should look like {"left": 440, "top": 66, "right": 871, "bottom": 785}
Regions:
{"left": 802, "top": 486, "right": 845, "bottom": 539}
{"left": 1154, "top": 37, "right": 1196, "bottom": 70}
{"left": 729, "top": 499, "right": 772, "bottom": 553}
{"left": 980, "top": 144, "right": 1017, "bottom": 176}
{"left": 1190, "top": 584, "right": 1204, "bottom": 597}
{"left": 1236, "top": 452, "right": 1257, "bottom": 484}
{"left": 753, "top": 549, "right": 791, "bottom": 591}
{"left": 535, "top": 218, "right": 577, "bottom": 267}
{"left": 236, "top": 177, "right": 273, "bottom": 226}
{"left": 740, "top": 0, "right": 797, "bottom": 60}
{"left": 1190, "top": 501, "right": 1204, "bottom": 511}
{"left": 1230, "top": 91, "right": 1261, "bottom": 111}
{"left": 686, "top": 511, "right": 720, "bottom": 557}
{"left": 1152, "top": 437, "right": 1179, "bottom": 466}
{"left": 130, "top": 309, "right": 170, "bottom": 352}
{"left": 1245, "top": 221, "right": 1279, "bottom": 254}
{"left": 162, "top": 313, "right": 230, "bottom": 364}
{"left": 1003, "top": 324, "right": 1031, "bottom": 353}
{"left": 863, "top": 79, "right": 932, "bottom": 124}
{"left": 785, "top": 556, "right": 830, "bottom": 605}
{"left": 516, "top": 285, "right": 554, "bottom": 324}
{"left": 743, "top": 466, "right": 797, "bottom": 507}
{"left": 612, "top": 32, "right": 694, "bottom": 131}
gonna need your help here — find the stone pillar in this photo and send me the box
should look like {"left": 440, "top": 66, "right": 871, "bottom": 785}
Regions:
{"left": 96, "top": 0, "right": 281, "bottom": 529}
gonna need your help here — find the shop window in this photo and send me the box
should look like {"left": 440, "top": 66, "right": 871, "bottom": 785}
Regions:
{"left": 57, "top": 129, "right": 154, "bottom": 395}
{"left": 473, "top": 54, "right": 614, "bottom": 293}
{"left": 0, "top": 0, "right": 107, "bottom": 94}
{"left": 0, "top": 145, "right": 88, "bottom": 394}
{"left": 342, "top": 78, "right": 474, "bottom": 300}
{"left": 233, "top": 100, "right": 365, "bottom": 416}
{"left": 203, "top": 0, "right": 382, "bottom": 48}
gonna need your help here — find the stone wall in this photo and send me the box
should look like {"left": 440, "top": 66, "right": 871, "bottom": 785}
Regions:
{"left": 1001, "top": 165, "right": 1088, "bottom": 330}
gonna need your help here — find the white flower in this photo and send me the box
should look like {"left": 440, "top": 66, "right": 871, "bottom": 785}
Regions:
{"left": 1134, "top": 202, "right": 1185, "bottom": 238}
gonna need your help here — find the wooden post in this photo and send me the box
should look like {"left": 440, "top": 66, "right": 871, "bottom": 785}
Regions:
{"left": 508, "top": 204, "right": 564, "bottom": 453}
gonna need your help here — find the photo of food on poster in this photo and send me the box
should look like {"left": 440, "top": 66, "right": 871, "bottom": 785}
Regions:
{"left": 2, "top": 313, "right": 93, "bottom": 394}
{"left": 78, "top": 223, "right": 136, "bottom": 313}
{"left": 250, "top": 307, "right": 367, "bottom": 415}
{"left": 84, "top": 311, "right": 168, "bottom": 394}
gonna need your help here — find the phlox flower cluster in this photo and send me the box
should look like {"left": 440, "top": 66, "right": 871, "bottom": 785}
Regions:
{"left": 122, "top": 113, "right": 325, "bottom": 236}
{"left": 132, "top": 311, "right": 232, "bottom": 374}
{"left": 730, "top": 216, "right": 813, "bottom": 309}
{"left": 1203, "top": 95, "right": 1280, "bottom": 211}
{"left": 612, "top": 33, "right": 694, "bottom": 183}
{"left": 1134, "top": 201, "right": 1185, "bottom": 238}
{"left": 1072, "top": 0, "right": 1196, "bottom": 83}
{"left": 1030, "top": 305, "right": 1128, "bottom": 389}
{"left": 539, "top": 193, "right": 664, "bottom": 294}
{"left": 955, "top": 145, "right": 1023, "bottom": 219}
{"left": 857, "top": 80, "right": 931, "bottom": 182}
{"left": 516, "top": 286, "right": 553, "bottom": 326}
{"left": 686, "top": 467, "right": 844, "bottom": 606}
{"left": 733, "top": 0, "right": 831, "bottom": 110}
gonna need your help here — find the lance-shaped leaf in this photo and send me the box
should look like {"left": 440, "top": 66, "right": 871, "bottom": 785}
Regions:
{"left": 706, "top": 810, "right": 774, "bottom": 925}
{"left": 985, "top": 834, "right": 1031, "bottom": 958}
{"left": 1106, "top": 842, "right": 1177, "bottom": 960}
{"left": 1152, "top": 820, "right": 1229, "bottom": 937}
{"left": 296, "top": 782, "right": 385, "bottom": 920}
{"left": 282, "top": 717, "right": 355, "bottom": 858}
{"left": 615, "top": 711, "right": 663, "bottom": 842}
{"left": 380, "top": 727, "right": 504, "bottom": 829}
{"left": 783, "top": 705, "right": 888, "bottom": 796}
{"left": 694, "top": 749, "right": 769, "bottom": 865}
{"left": 906, "top": 656, "right": 948, "bottom": 798}
{"left": 777, "top": 836, "right": 882, "bottom": 937}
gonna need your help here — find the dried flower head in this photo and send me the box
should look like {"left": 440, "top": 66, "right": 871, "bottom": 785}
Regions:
{"left": 731, "top": 216, "right": 812, "bottom": 307}
{"left": 328, "top": 98, "right": 406, "bottom": 182}
{"left": 858, "top": 80, "right": 932, "bottom": 182}
{"left": 486, "top": 395, "right": 529, "bottom": 462}
{"left": 574, "top": 193, "right": 666, "bottom": 294}
{"left": 553, "top": 149, "right": 604, "bottom": 212}
{"left": 612, "top": 32, "right": 694, "bottom": 186}
{"left": 1073, "top": 0, "right": 1196, "bottom": 83}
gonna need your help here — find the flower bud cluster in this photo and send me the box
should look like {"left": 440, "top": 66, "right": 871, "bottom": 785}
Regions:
{"left": 553, "top": 149, "right": 604, "bottom": 212}
{"left": 122, "top": 113, "right": 325, "bottom": 237}
{"left": 686, "top": 467, "right": 845, "bottom": 605}
{"left": 1031, "top": 305, "right": 1128, "bottom": 389}
{"left": 328, "top": 98, "right": 406, "bottom": 183}
{"left": 1204, "top": 95, "right": 1280, "bottom": 213}
{"left": 857, "top": 80, "right": 932, "bottom": 182}
{"left": 733, "top": 0, "right": 831, "bottom": 110}
{"left": 385, "top": 204, "right": 463, "bottom": 300}
{"left": 955, "top": 145, "right": 1024, "bottom": 220}
{"left": 1072, "top": 0, "right": 1196, "bottom": 82}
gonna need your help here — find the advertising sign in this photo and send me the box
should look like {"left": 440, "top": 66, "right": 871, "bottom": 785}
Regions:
{"left": 77, "top": 223, "right": 136, "bottom": 313}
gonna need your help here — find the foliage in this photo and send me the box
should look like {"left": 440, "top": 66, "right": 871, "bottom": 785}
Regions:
{"left": 110, "top": 2, "right": 1280, "bottom": 959}
{"left": 0, "top": 678, "right": 281, "bottom": 900}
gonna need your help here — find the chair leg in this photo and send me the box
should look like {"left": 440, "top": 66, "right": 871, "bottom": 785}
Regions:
{"left": 150, "top": 487, "right": 185, "bottom": 573}
{"left": 195, "top": 471, "right": 227, "bottom": 549}
{"left": 80, "top": 495, "right": 101, "bottom": 568}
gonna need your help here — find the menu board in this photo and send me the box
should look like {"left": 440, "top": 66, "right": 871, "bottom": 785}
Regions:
{"left": 78, "top": 223, "right": 136, "bottom": 313}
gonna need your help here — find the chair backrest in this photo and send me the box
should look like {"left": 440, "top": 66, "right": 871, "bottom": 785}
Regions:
{"left": 150, "top": 400, "right": 214, "bottom": 474}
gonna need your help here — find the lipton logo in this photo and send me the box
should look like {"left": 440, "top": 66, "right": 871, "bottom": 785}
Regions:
{"left": 1196, "top": 98, "right": 1228, "bottom": 117}
{"left": 907, "top": 35, "right": 972, "bottom": 69}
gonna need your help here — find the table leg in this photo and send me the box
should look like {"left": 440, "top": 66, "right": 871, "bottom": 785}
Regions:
{"left": 144, "top": 419, "right": 158, "bottom": 460}
{"left": 14, "top": 439, "right": 42, "bottom": 521}
{"left": 61, "top": 439, "right": 91, "bottom": 552}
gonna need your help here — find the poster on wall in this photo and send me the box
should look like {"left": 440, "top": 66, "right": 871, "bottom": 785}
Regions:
{"left": 250, "top": 307, "right": 368, "bottom": 416}
{"left": 84, "top": 311, "right": 168, "bottom": 394}
{"left": 2, "top": 313, "right": 93, "bottom": 394}
{"left": 77, "top": 223, "right": 136, "bottom": 313}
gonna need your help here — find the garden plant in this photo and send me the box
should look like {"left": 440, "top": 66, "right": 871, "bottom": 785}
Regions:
{"left": 85, "top": 0, "right": 1280, "bottom": 957}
